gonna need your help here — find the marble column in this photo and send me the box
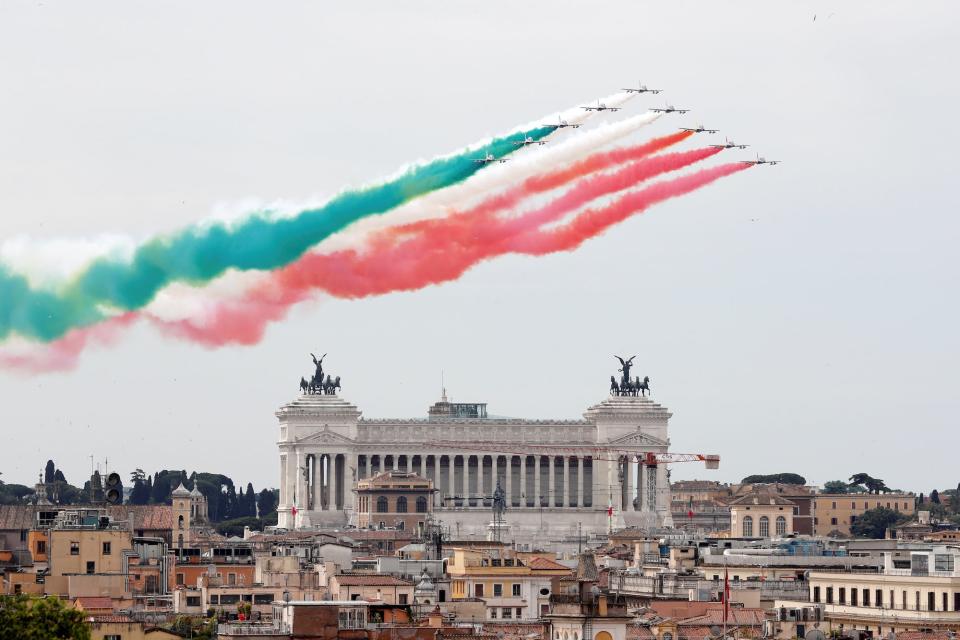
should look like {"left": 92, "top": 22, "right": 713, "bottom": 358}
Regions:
{"left": 549, "top": 457, "right": 557, "bottom": 507}
{"left": 579, "top": 457, "right": 586, "bottom": 509}
{"left": 447, "top": 455, "right": 455, "bottom": 501}
{"left": 476, "top": 456, "right": 484, "bottom": 507}
{"left": 505, "top": 455, "right": 513, "bottom": 505}
{"left": 561, "top": 457, "right": 569, "bottom": 508}
{"left": 329, "top": 454, "right": 339, "bottom": 511}
{"left": 534, "top": 456, "right": 541, "bottom": 507}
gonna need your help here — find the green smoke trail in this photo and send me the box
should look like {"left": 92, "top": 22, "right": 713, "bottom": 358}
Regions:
{"left": 0, "top": 125, "right": 555, "bottom": 342}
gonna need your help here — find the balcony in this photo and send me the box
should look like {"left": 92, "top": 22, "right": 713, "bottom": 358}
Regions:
{"left": 217, "top": 622, "right": 285, "bottom": 636}
{"left": 810, "top": 602, "right": 960, "bottom": 625}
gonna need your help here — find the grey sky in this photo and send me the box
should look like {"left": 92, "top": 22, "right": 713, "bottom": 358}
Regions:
{"left": 0, "top": 1, "right": 957, "bottom": 495}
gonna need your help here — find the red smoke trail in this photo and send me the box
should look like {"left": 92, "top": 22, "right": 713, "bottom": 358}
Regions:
{"left": 155, "top": 148, "right": 732, "bottom": 345}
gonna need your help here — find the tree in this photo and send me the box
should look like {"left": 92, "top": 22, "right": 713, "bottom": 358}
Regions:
{"left": 823, "top": 480, "right": 850, "bottom": 494}
{"left": 0, "top": 594, "right": 91, "bottom": 640}
{"left": 741, "top": 473, "right": 807, "bottom": 485}
{"left": 245, "top": 483, "right": 257, "bottom": 517}
{"left": 43, "top": 460, "right": 55, "bottom": 484}
{"left": 931, "top": 489, "right": 941, "bottom": 504}
{"left": 849, "top": 473, "right": 889, "bottom": 495}
{"left": 257, "top": 488, "right": 277, "bottom": 517}
{"left": 850, "top": 507, "right": 908, "bottom": 539}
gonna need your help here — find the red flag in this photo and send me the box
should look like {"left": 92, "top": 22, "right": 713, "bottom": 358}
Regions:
{"left": 723, "top": 566, "right": 730, "bottom": 623}
{"left": 291, "top": 505, "right": 298, "bottom": 516}
{"left": 687, "top": 510, "right": 694, "bottom": 520}
{"left": 607, "top": 506, "right": 614, "bottom": 517}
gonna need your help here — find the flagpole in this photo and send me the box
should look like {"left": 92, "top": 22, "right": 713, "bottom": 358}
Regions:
{"left": 723, "top": 554, "right": 729, "bottom": 640}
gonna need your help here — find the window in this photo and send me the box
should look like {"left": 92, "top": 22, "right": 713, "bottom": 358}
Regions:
{"left": 954, "top": 593, "right": 960, "bottom": 612}
{"left": 851, "top": 502, "right": 856, "bottom": 509}
{"left": 540, "top": 587, "right": 550, "bottom": 596}
{"left": 664, "top": 633, "right": 674, "bottom": 640}
{"left": 776, "top": 516, "right": 787, "bottom": 536}
{"left": 850, "top": 589, "right": 856, "bottom": 606}
{"left": 830, "top": 517, "right": 838, "bottom": 526}
{"left": 831, "top": 501, "right": 837, "bottom": 509}
{"left": 396, "top": 496, "right": 408, "bottom": 513}
{"left": 876, "top": 589, "right": 883, "bottom": 607}
{"left": 742, "top": 516, "right": 753, "bottom": 537}
{"left": 928, "top": 591, "right": 936, "bottom": 611}
{"left": 36, "top": 540, "right": 46, "bottom": 554}
{"left": 176, "top": 573, "right": 185, "bottom": 586}
{"left": 862, "top": 589, "right": 869, "bottom": 607}
{"left": 70, "top": 542, "right": 79, "bottom": 555}
{"left": 416, "top": 497, "right": 428, "bottom": 513}
{"left": 228, "top": 573, "right": 236, "bottom": 585}
{"left": 512, "top": 583, "right": 522, "bottom": 597}
{"left": 759, "top": 516, "right": 769, "bottom": 537}
{"left": 399, "top": 594, "right": 408, "bottom": 605}
{"left": 220, "top": 594, "right": 240, "bottom": 605}
{"left": 502, "top": 607, "right": 512, "bottom": 619}
{"left": 102, "top": 541, "right": 111, "bottom": 555}
{"left": 490, "top": 608, "right": 497, "bottom": 619}
{"left": 494, "top": 584, "right": 503, "bottom": 597}
{"left": 839, "top": 587, "right": 846, "bottom": 605}
{"left": 935, "top": 554, "right": 955, "bottom": 572}
{"left": 186, "top": 596, "right": 201, "bottom": 607}
{"left": 178, "top": 514, "right": 184, "bottom": 529}
{"left": 19, "top": 530, "right": 27, "bottom": 542}
{"left": 813, "top": 586, "right": 820, "bottom": 603}
{"left": 475, "top": 584, "right": 484, "bottom": 597}
{"left": 86, "top": 561, "right": 95, "bottom": 574}
{"left": 254, "top": 594, "right": 274, "bottom": 605}
{"left": 515, "top": 607, "right": 522, "bottom": 618}
{"left": 145, "top": 575, "right": 158, "bottom": 593}
{"left": 105, "top": 635, "right": 121, "bottom": 640}
{"left": 826, "top": 587, "right": 834, "bottom": 604}
{"left": 376, "top": 496, "right": 388, "bottom": 513}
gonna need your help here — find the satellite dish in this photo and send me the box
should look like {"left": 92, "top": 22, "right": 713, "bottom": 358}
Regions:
{"left": 805, "top": 630, "right": 827, "bottom": 640}
{"left": 710, "top": 625, "right": 723, "bottom": 638}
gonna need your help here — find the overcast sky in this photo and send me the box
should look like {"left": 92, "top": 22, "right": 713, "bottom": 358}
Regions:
{"left": 0, "top": 1, "right": 957, "bottom": 495}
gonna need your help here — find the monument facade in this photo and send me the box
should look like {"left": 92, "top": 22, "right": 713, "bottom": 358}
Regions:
{"left": 276, "top": 355, "right": 679, "bottom": 540}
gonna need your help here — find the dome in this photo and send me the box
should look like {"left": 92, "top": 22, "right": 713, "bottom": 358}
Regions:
{"left": 171, "top": 482, "right": 191, "bottom": 498}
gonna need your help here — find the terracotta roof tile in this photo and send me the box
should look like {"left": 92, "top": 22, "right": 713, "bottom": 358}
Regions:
{"left": 527, "top": 556, "right": 570, "bottom": 571}
{"left": 75, "top": 596, "right": 114, "bottom": 611}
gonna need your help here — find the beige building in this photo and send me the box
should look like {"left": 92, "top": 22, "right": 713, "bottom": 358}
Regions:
{"left": 447, "top": 547, "right": 572, "bottom": 620}
{"left": 354, "top": 471, "right": 434, "bottom": 534}
{"left": 329, "top": 574, "right": 414, "bottom": 604}
{"left": 778, "top": 546, "right": 960, "bottom": 635}
{"left": 728, "top": 492, "right": 795, "bottom": 538}
{"left": 813, "top": 493, "right": 915, "bottom": 536}
{"left": 49, "top": 518, "right": 133, "bottom": 577}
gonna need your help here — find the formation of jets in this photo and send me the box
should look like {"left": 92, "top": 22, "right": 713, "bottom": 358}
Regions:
{"left": 622, "top": 82, "right": 662, "bottom": 94}
{"left": 651, "top": 104, "right": 690, "bottom": 114}
{"left": 493, "top": 83, "right": 780, "bottom": 169}
{"left": 742, "top": 155, "right": 780, "bottom": 166}
{"left": 473, "top": 154, "right": 507, "bottom": 165}
{"left": 581, "top": 101, "right": 620, "bottom": 112}
{"left": 513, "top": 136, "right": 547, "bottom": 147}
{"left": 710, "top": 138, "right": 749, "bottom": 150}
{"left": 680, "top": 124, "right": 718, "bottom": 134}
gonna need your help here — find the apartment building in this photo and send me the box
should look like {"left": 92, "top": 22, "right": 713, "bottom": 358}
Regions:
{"left": 813, "top": 493, "right": 915, "bottom": 536}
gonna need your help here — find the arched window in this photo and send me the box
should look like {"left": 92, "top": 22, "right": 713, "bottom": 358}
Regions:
{"left": 178, "top": 515, "right": 184, "bottom": 529}
{"left": 376, "top": 496, "right": 388, "bottom": 513}
{"left": 663, "top": 633, "right": 674, "bottom": 640}
{"left": 742, "top": 515, "right": 753, "bottom": 537}
{"left": 776, "top": 516, "right": 787, "bottom": 536}
{"left": 416, "top": 497, "right": 428, "bottom": 513}
{"left": 396, "top": 497, "right": 408, "bottom": 513}
{"left": 759, "top": 516, "right": 769, "bottom": 537}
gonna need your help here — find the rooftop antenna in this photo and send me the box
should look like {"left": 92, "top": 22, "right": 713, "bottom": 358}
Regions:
{"left": 441, "top": 370, "right": 448, "bottom": 403}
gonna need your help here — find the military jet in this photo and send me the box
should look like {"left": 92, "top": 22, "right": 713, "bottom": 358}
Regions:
{"left": 710, "top": 138, "right": 749, "bottom": 150}
{"left": 741, "top": 154, "right": 780, "bottom": 166}
{"left": 473, "top": 154, "right": 507, "bottom": 165}
{"left": 513, "top": 136, "right": 547, "bottom": 147}
{"left": 651, "top": 104, "right": 690, "bottom": 114}
{"left": 622, "top": 82, "right": 662, "bottom": 94}
{"left": 581, "top": 101, "right": 621, "bottom": 112}
{"left": 680, "top": 124, "right": 719, "bottom": 134}
{"left": 552, "top": 116, "right": 581, "bottom": 129}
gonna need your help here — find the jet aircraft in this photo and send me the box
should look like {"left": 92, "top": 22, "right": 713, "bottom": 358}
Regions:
{"left": 552, "top": 117, "right": 581, "bottom": 129}
{"left": 651, "top": 104, "right": 690, "bottom": 114}
{"left": 742, "top": 155, "right": 780, "bottom": 165}
{"left": 473, "top": 154, "right": 507, "bottom": 165}
{"left": 710, "top": 138, "right": 749, "bottom": 150}
{"left": 581, "top": 101, "right": 621, "bottom": 112}
{"left": 513, "top": 136, "right": 547, "bottom": 147}
{"left": 622, "top": 82, "right": 662, "bottom": 94}
{"left": 680, "top": 124, "right": 718, "bottom": 133}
